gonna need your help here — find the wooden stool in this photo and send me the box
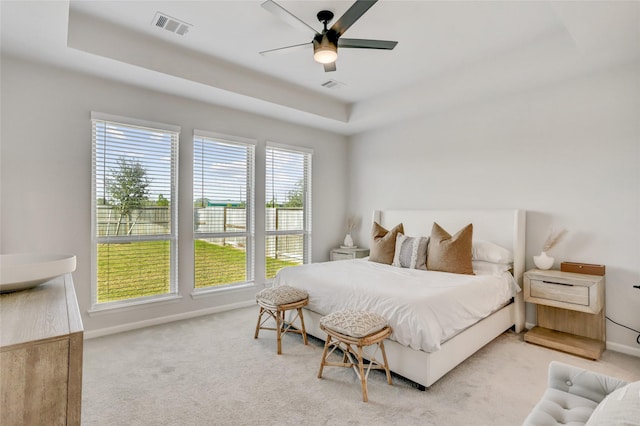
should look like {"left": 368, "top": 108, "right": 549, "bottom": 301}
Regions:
{"left": 318, "top": 310, "right": 392, "bottom": 402}
{"left": 254, "top": 285, "right": 309, "bottom": 355}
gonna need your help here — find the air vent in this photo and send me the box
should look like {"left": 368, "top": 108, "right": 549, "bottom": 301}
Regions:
{"left": 152, "top": 12, "right": 192, "bottom": 36}
{"left": 321, "top": 79, "right": 345, "bottom": 89}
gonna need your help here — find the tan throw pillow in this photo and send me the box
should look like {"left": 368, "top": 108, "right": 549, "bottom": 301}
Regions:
{"left": 369, "top": 222, "right": 404, "bottom": 264}
{"left": 427, "top": 222, "right": 474, "bottom": 275}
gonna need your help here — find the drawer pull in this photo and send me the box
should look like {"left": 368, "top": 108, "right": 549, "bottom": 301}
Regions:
{"left": 542, "top": 280, "right": 574, "bottom": 287}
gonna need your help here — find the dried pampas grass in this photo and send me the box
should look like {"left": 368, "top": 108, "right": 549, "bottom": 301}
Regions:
{"left": 542, "top": 228, "right": 567, "bottom": 252}
{"left": 346, "top": 215, "right": 360, "bottom": 233}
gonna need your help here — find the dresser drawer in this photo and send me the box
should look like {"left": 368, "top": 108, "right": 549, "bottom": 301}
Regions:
{"left": 529, "top": 279, "right": 589, "bottom": 306}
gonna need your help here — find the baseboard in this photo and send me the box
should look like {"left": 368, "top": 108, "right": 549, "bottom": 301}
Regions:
{"left": 606, "top": 341, "right": 640, "bottom": 358}
{"left": 84, "top": 300, "right": 255, "bottom": 339}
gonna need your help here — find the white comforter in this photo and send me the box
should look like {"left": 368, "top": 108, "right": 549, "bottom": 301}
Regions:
{"left": 273, "top": 259, "right": 518, "bottom": 352}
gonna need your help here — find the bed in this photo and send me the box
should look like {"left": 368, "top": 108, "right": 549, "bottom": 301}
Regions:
{"left": 273, "top": 209, "right": 526, "bottom": 389}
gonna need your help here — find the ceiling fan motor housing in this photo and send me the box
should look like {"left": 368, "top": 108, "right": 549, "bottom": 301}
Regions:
{"left": 314, "top": 29, "right": 338, "bottom": 46}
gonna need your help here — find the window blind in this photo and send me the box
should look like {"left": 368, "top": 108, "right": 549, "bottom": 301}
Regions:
{"left": 193, "top": 131, "right": 255, "bottom": 289}
{"left": 265, "top": 143, "right": 312, "bottom": 279}
{"left": 92, "top": 112, "right": 179, "bottom": 305}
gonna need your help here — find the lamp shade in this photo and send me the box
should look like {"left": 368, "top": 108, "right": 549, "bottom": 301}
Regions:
{"left": 313, "top": 37, "right": 337, "bottom": 64}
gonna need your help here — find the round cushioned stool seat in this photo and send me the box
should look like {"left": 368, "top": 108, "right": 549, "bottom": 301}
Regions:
{"left": 256, "top": 285, "right": 308, "bottom": 307}
{"left": 320, "top": 310, "right": 387, "bottom": 338}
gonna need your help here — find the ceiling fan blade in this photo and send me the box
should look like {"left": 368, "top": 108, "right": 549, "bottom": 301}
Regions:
{"left": 323, "top": 62, "right": 337, "bottom": 72}
{"left": 261, "top": 0, "right": 318, "bottom": 36}
{"left": 330, "top": 0, "right": 378, "bottom": 37}
{"left": 338, "top": 38, "right": 397, "bottom": 50}
{"left": 260, "top": 42, "right": 312, "bottom": 56}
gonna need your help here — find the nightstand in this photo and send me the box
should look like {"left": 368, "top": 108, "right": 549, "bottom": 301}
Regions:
{"left": 523, "top": 269, "right": 605, "bottom": 360}
{"left": 330, "top": 247, "right": 369, "bottom": 261}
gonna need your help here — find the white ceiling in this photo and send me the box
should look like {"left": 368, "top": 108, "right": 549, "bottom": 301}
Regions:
{"left": 1, "top": 1, "right": 639, "bottom": 135}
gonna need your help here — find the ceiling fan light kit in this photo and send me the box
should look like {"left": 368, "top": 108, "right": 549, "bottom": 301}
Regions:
{"left": 260, "top": 0, "right": 397, "bottom": 72}
{"left": 313, "top": 37, "right": 338, "bottom": 64}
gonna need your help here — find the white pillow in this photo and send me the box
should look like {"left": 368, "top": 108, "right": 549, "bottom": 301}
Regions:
{"left": 472, "top": 240, "right": 513, "bottom": 264}
{"left": 393, "top": 233, "right": 429, "bottom": 270}
{"left": 472, "top": 260, "right": 512, "bottom": 276}
{"left": 586, "top": 381, "right": 640, "bottom": 426}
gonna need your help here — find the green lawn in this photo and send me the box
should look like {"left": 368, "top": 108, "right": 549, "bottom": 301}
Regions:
{"left": 97, "top": 240, "right": 299, "bottom": 303}
{"left": 194, "top": 239, "right": 246, "bottom": 287}
{"left": 97, "top": 240, "right": 171, "bottom": 303}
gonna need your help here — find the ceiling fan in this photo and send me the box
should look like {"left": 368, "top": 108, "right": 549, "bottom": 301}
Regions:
{"left": 259, "top": 0, "right": 398, "bottom": 72}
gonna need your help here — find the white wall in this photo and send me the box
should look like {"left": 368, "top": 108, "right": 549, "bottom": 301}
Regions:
{"left": 348, "top": 62, "right": 640, "bottom": 355}
{"left": 0, "top": 56, "right": 349, "bottom": 335}
{"left": 2, "top": 54, "right": 638, "bottom": 354}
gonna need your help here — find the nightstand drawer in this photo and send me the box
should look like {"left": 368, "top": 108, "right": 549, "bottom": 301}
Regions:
{"left": 329, "top": 248, "right": 369, "bottom": 261}
{"left": 529, "top": 279, "right": 589, "bottom": 306}
{"left": 332, "top": 252, "right": 355, "bottom": 261}
{"left": 524, "top": 270, "right": 604, "bottom": 314}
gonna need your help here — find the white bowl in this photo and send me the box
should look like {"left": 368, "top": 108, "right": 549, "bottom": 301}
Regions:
{"left": 0, "top": 253, "right": 76, "bottom": 293}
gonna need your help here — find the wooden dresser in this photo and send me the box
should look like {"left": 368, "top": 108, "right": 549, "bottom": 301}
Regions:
{"left": 1, "top": 274, "right": 83, "bottom": 425}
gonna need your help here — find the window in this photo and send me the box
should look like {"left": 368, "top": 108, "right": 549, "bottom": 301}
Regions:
{"left": 265, "top": 143, "right": 312, "bottom": 279}
{"left": 91, "top": 113, "right": 179, "bottom": 307}
{"left": 193, "top": 131, "right": 255, "bottom": 290}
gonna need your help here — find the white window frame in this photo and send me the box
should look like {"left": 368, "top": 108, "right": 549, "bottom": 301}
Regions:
{"left": 90, "top": 112, "right": 180, "bottom": 311}
{"left": 265, "top": 141, "right": 312, "bottom": 280}
{"left": 192, "top": 130, "right": 256, "bottom": 293}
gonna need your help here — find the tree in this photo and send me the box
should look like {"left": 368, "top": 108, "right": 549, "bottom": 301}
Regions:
{"left": 284, "top": 179, "right": 304, "bottom": 208}
{"left": 108, "top": 157, "right": 150, "bottom": 235}
{"left": 194, "top": 197, "right": 210, "bottom": 208}
{"left": 156, "top": 194, "right": 169, "bottom": 206}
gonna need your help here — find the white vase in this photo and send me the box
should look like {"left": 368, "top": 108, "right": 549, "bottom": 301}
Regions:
{"left": 533, "top": 251, "right": 554, "bottom": 270}
{"left": 343, "top": 233, "right": 354, "bottom": 248}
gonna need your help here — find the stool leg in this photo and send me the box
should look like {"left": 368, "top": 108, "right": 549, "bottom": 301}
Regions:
{"left": 318, "top": 335, "right": 331, "bottom": 378}
{"left": 380, "top": 340, "right": 392, "bottom": 385}
{"left": 276, "top": 308, "right": 282, "bottom": 355}
{"left": 357, "top": 345, "right": 368, "bottom": 402}
{"left": 254, "top": 307, "right": 264, "bottom": 339}
{"left": 297, "top": 307, "right": 308, "bottom": 345}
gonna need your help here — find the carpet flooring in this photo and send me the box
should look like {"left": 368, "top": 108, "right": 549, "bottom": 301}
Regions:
{"left": 82, "top": 306, "right": 640, "bottom": 425}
